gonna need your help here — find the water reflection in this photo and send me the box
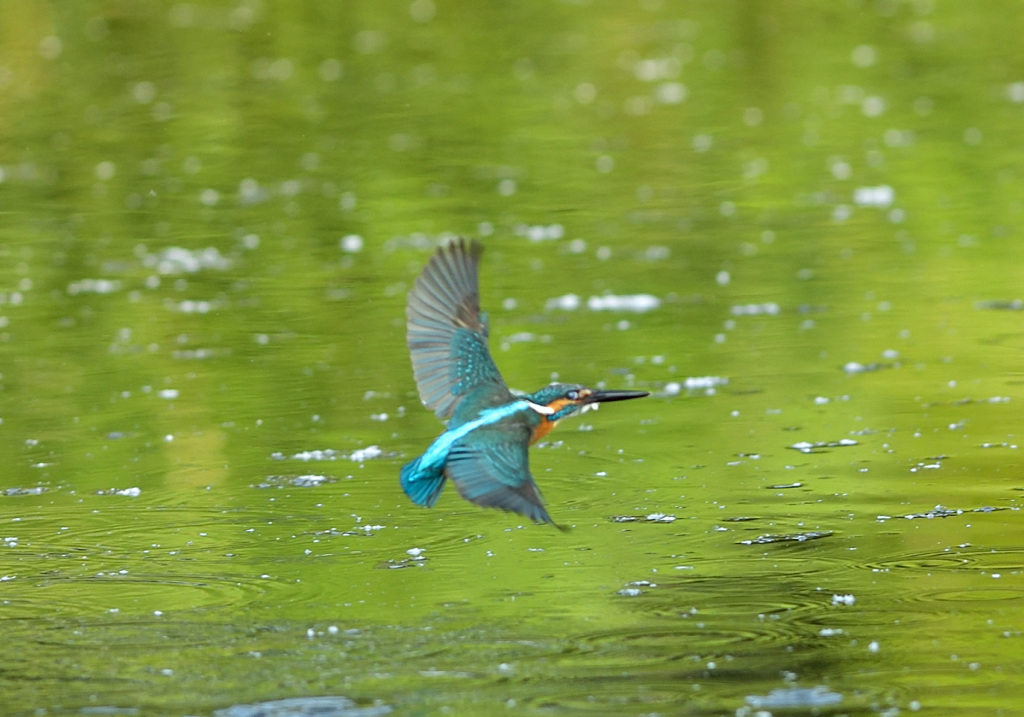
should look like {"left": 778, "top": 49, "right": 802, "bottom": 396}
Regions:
{"left": 3, "top": 0, "right": 1024, "bottom": 714}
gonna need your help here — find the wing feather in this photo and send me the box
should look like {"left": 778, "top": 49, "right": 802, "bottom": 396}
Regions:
{"left": 407, "top": 238, "right": 510, "bottom": 419}
{"left": 444, "top": 426, "right": 553, "bottom": 524}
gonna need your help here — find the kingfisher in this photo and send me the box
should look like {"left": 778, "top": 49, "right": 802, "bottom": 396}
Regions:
{"left": 400, "top": 237, "right": 648, "bottom": 525}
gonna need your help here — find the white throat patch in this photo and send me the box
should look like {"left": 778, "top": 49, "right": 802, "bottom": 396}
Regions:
{"left": 524, "top": 400, "right": 555, "bottom": 416}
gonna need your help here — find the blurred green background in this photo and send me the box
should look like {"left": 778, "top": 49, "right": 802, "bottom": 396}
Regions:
{"left": 2, "top": 2, "right": 1023, "bottom": 715}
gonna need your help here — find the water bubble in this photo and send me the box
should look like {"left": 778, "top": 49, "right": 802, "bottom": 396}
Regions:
{"left": 340, "top": 234, "right": 364, "bottom": 253}
{"left": 95, "top": 161, "right": 116, "bottom": 180}
{"left": 851, "top": 44, "right": 877, "bottom": 67}
{"left": 39, "top": 36, "right": 63, "bottom": 60}
{"left": 410, "top": 0, "right": 435, "bottom": 23}
{"left": 319, "top": 58, "right": 343, "bottom": 82}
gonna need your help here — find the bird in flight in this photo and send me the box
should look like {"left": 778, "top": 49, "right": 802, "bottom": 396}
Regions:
{"left": 401, "top": 238, "right": 648, "bottom": 525}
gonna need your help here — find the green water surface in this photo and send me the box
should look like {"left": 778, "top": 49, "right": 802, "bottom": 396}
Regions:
{"left": 2, "top": 2, "right": 1023, "bottom": 716}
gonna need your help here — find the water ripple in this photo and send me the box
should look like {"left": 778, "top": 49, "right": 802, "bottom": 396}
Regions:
{"left": 861, "top": 545, "right": 1024, "bottom": 576}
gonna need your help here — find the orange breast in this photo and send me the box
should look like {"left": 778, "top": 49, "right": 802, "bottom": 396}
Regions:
{"left": 530, "top": 417, "right": 558, "bottom": 444}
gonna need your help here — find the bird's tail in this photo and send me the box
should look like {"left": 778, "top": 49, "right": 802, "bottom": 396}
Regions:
{"left": 400, "top": 456, "right": 446, "bottom": 507}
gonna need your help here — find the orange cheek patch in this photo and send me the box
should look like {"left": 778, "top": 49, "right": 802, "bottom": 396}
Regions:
{"left": 547, "top": 398, "right": 572, "bottom": 414}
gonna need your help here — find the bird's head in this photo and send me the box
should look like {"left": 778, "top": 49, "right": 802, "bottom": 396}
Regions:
{"left": 523, "top": 382, "right": 649, "bottom": 421}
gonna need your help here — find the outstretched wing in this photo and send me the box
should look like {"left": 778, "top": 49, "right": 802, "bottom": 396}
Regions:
{"left": 407, "top": 238, "right": 509, "bottom": 420}
{"left": 444, "top": 425, "right": 553, "bottom": 524}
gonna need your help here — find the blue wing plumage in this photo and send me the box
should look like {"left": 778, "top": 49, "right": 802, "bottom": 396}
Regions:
{"left": 400, "top": 455, "right": 445, "bottom": 507}
{"left": 406, "top": 238, "right": 511, "bottom": 419}
{"left": 444, "top": 425, "right": 553, "bottom": 524}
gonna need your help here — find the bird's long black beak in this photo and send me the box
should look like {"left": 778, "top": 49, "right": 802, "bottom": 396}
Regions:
{"left": 586, "top": 389, "right": 649, "bottom": 404}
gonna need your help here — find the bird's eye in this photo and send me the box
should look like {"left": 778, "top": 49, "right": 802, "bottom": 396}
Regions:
{"left": 566, "top": 390, "right": 579, "bottom": 400}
